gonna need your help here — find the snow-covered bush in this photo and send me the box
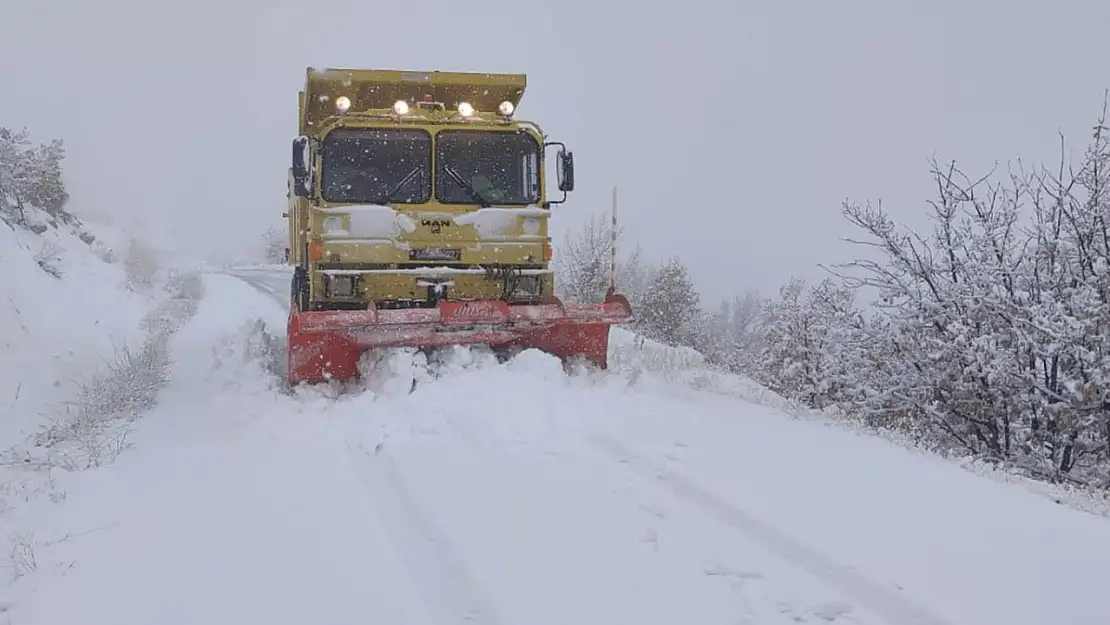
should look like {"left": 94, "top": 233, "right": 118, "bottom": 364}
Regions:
{"left": 748, "top": 277, "right": 868, "bottom": 410}
{"left": 734, "top": 104, "right": 1110, "bottom": 490}
{"left": 589, "top": 100, "right": 1110, "bottom": 494}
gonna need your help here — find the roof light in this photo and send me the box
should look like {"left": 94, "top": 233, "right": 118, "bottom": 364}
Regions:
{"left": 393, "top": 100, "right": 410, "bottom": 115}
{"left": 335, "top": 96, "right": 351, "bottom": 113}
{"left": 498, "top": 100, "right": 515, "bottom": 116}
{"left": 457, "top": 101, "right": 474, "bottom": 117}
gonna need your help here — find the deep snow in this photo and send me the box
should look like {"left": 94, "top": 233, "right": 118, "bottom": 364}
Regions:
{"left": 2, "top": 266, "right": 1109, "bottom": 625}
{"left": 0, "top": 213, "right": 152, "bottom": 445}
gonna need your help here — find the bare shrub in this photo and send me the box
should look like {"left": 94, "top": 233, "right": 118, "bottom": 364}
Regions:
{"left": 33, "top": 239, "right": 63, "bottom": 278}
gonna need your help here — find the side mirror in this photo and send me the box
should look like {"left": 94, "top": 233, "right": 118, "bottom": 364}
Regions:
{"left": 556, "top": 149, "right": 575, "bottom": 192}
{"left": 543, "top": 140, "right": 573, "bottom": 206}
{"left": 291, "top": 136, "right": 312, "bottom": 198}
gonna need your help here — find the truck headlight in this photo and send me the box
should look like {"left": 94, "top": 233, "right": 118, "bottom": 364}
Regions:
{"left": 325, "top": 274, "right": 357, "bottom": 297}
{"left": 515, "top": 275, "right": 543, "bottom": 297}
{"left": 322, "top": 216, "right": 345, "bottom": 234}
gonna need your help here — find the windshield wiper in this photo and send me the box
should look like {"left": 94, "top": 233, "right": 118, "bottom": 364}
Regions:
{"left": 443, "top": 166, "right": 491, "bottom": 208}
{"left": 368, "top": 167, "right": 423, "bottom": 205}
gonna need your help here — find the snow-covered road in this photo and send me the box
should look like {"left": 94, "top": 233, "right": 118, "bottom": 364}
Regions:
{"left": 7, "top": 269, "right": 1110, "bottom": 625}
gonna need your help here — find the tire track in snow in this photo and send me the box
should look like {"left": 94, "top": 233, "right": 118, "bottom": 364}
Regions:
{"left": 592, "top": 436, "right": 955, "bottom": 625}
{"left": 344, "top": 440, "right": 507, "bottom": 625}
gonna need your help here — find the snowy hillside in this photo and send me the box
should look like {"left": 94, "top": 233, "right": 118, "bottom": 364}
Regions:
{"left": 0, "top": 204, "right": 206, "bottom": 560}
{"left": 0, "top": 263, "right": 1108, "bottom": 625}
{"left": 1, "top": 210, "right": 147, "bottom": 445}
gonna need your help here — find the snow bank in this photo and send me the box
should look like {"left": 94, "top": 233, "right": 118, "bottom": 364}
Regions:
{"left": 815, "top": 399, "right": 1110, "bottom": 518}
{"left": 0, "top": 208, "right": 205, "bottom": 533}
{"left": 608, "top": 327, "right": 802, "bottom": 416}
{"left": 0, "top": 212, "right": 151, "bottom": 446}
{"left": 608, "top": 328, "right": 1110, "bottom": 518}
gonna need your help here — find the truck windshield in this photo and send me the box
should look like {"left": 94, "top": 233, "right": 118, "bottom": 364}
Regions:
{"left": 320, "top": 128, "right": 431, "bottom": 204}
{"left": 435, "top": 130, "right": 540, "bottom": 205}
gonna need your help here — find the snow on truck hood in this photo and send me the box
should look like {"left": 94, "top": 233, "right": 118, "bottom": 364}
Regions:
{"left": 314, "top": 204, "right": 548, "bottom": 240}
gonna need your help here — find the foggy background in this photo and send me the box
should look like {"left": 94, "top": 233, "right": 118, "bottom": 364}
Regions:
{"left": 3, "top": 0, "right": 1109, "bottom": 302}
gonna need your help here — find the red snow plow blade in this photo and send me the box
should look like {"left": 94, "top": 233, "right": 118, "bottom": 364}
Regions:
{"left": 286, "top": 290, "right": 632, "bottom": 386}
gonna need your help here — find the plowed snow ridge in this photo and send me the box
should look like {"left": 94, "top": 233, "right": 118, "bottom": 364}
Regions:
{"left": 5, "top": 269, "right": 1110, "bottom": 625}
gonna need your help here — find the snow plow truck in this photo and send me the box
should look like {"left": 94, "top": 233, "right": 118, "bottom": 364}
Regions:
{"left": 284, "top": 67, "right": 633, "bottom": 387}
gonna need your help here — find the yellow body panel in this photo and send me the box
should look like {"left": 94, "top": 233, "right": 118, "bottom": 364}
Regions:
{"left": 287, "top": 67, "right": 560, "bottom": 309}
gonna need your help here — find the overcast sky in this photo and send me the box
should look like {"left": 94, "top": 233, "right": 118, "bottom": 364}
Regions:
{"left": 3, "top": 0, "right": 1109, "bottom": 303}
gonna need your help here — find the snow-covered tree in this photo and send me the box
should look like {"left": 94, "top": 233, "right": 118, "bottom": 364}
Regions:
{"left": 834, "top": 160, "right": 1052, "bottom": 458}
{"left": 552, "top": 209, "right": 657, "bottom": 316}
{"left": 262, "top": 226, "right": 287, "bottom": 263}
{"left": 637, "top": 256, "right": 703, "bottom": 347}
{"left": 790, "top": 102, "right": 1110, "bottom": 486}
{"left": 0, "top": 126, "right": 70, "bottom": 225}
{"left": 555, "top": 211, "right": 618, "bottom": 304}
{"left": 615, "top": 241, "right": 652, "bottom": 311}
{"left": 706, "top": 298, "right": 734, "bottom": 356}
{"left": 748, "top": 277, "right": 867, "bottom": 409}
{"left": 704, "top": 289, "right": 765, "bottom": 372}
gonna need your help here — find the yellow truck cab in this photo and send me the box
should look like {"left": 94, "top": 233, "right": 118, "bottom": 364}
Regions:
{"left": 283, "top": 67, "right": 630, "bottom": 387}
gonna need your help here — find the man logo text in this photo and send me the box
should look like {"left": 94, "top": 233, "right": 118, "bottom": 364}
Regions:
{"left": 422, "top": 219, "right": 450, "bottom": 234}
